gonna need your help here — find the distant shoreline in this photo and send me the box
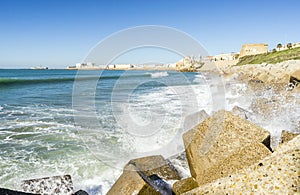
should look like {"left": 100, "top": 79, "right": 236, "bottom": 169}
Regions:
{"left": 65, "top": 67, "right": 178, "bottom": 71}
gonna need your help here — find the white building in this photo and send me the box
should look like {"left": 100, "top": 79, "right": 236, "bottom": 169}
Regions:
{"left": 66, "top": 62, "right": 98, "bottom": 69}
{"left": 213, "top": 53, "right": 239, "bottom": 61}
{"left": 167, "top": 63, "right": 177, "bottom": 68}
{"left": 107, "top": 64, "right": 135, "bottom": 69}
{"left": 86, "top": 62, "right": 96, "bottom": 66}
{"left": 293, "top": 42, "right": 300, "bottom": 48}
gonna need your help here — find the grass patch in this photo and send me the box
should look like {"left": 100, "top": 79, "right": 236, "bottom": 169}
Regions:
{"left": 237, "top": 47, "right": 300, "bottom": 66}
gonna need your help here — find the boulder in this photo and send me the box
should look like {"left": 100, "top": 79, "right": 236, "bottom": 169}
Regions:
{"left": 73, "top": 190, "right": 89, "bottom": 195}
{"left": 172, "top": 177, "right": 198, "bottom": 195}
{"left": 167, "top": 152, "right": 191, "bottom": 179}
{"left": 290, "top": 69, "right": 300, "bottom": 84}
{"left": 292, "top": 84, "right": 300, "bottom": 93}
{"left": 289, "top": 68, "right": 300, "bottom": 90}
{"left": 281, "top": 130, "right": 299, "bottom": 144}
{"left": 0, "top": 188, "right": 37, "bottom": 195}
{"left": 183, "top": 110, "right": 271, "bottom": 185}
{"left": 107, "top": 164, "right": 160, "bottom": 195}
{"left": 21, "top": 175, "right": 73, "bottom": 195}
{"left": 277, "top": 73, "right": 290, "bottom": 84}
{"left": 255, "top": 72, "right": 274, "bottom": 83}
{"left": 183, "top": 135, "right": 300, "bottom": 194}
{"left": 125, "top": 155, "right": 181, "bottom": 180}
{"left": 107, "top": 155, "right": 180, "bottom": 195}
{"left": 148, "top": 174, "right": 173, "bottom": 194}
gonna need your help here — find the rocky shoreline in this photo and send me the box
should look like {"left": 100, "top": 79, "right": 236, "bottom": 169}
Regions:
{"left": 220, "top": 60, "right": 300, "bottom": 88}
{"left": 1, "top": 60, "right": 299, "bottom": 194}
{"left": 104, "top": 111, "right": 299, "bottom": 194}
{"left": 105, "top": 60, "right": 300, "bottom": 194}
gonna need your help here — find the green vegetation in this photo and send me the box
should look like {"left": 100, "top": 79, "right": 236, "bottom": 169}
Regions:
{"left": 277, "top": 43, "right": 282, "bottom": 50}
{"left": 237, "top": 46, "right": 300, "bottom": 65}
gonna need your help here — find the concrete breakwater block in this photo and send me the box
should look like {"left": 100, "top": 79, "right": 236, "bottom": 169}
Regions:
{"left": 198, "top": 142, "right": 271, "bottom": 184}
{"left": 125, "top": 155, "right": 181, "bottom": 180}
{"left": 281, "top": 130, "right": 299, "bottom": 144}
{"left": 107, "top": 155, "right": 181, "bottom": 195}
{"left": 172, "top": 177, "right": 199, "bottom": 195}
{"left": 290, "top": 69, "right": 300, "bottom": 87}
{"left": 73, "top": 190, "right": 89, "bottom": 195}
{"left": 183, "top": 110, "right": 272, "bottom": 185}
{"left": 183, "top": 135, "right": 300, "bottom": 194}
{"left": 0, "top": 188, "right": 37, "bottom": 195}
{"left": 21, "top": 175, "right": 73, "bottom": 195}
{"left": 107, "top": 164, "right": 160, "bottom": 195}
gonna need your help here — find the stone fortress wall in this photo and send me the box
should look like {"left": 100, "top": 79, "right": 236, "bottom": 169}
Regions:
{"left": 239, "top": 43, "right": 268, "bottom": 58}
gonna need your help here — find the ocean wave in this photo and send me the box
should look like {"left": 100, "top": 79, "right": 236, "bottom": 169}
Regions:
{"left": 0, "top": 73, "right": 152, "bottom": 87}
{"left": 193, "top": 73, "right": 206, "bottom": 83}
{"left": 150, "top": 72, "right": 169, "bottom": 78}
{"left": 0, "top": 77, "right": 76, "bottom": 86}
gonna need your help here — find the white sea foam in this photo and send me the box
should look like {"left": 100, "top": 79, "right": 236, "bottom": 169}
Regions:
{"left": 223, "top": 80, "right": 300, "bottom": 149}
{"left": 74, "top": 169, "right": 122, "bottom": 195}
{"left": 192, "top": 73, "right": 206, "bottom": 83}
{"left": 169, "top": 157, "right": 191, "bottom": 179}
{"left": 150, "top": 71, "right": 169, "bottom": 78}
{"left": 113, "top": 83, "right": 214, "bottom": 156}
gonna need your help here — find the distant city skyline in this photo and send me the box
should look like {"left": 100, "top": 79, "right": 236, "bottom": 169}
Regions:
{"left": 0, "top": 0, "right": 299, "bottom": 68}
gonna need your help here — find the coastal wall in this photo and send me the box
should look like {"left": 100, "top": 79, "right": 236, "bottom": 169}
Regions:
{"left": 225, "top": 60, "right": 300, "bottom": 84}
{"left": 239, "top": 43, "right": 268, "bottom": 58}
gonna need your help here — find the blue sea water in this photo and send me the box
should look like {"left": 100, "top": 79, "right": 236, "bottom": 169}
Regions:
{"left": 0, "top": 69, "right": 211, "bottom": 194}
{"left": 1, "top": 69, "right": 299, "bottom": 194}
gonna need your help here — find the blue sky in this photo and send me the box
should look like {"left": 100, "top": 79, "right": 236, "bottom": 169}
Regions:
{"left": 0, "top": 0, "right": 299, "bottom": 68}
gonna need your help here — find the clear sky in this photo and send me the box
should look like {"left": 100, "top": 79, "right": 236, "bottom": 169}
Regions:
{"left": 0, "top": 0, "right": 299, "bottom": 68}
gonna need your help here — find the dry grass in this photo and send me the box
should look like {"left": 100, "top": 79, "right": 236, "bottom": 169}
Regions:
{"left": 237, "top": 47, "right": 300, "bottom": 65}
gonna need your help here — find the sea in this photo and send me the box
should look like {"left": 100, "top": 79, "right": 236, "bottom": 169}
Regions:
{"left": 0, "top": 69, "right": 299, "bottom": 194}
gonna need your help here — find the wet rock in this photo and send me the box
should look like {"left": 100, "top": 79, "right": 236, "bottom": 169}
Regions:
{"left": 183, "top": 110, "right": 271, "bottom": 185}
{"left": 107, "top": 164, "right": 162, "bottom": 195}
{"left": 172, "top": 177, "right": 199, "bottom": 195}
{"left": 125, "top": 155, "right": 181, "bottom": 180}
{"left": 289, "top": 69, "right": 300, "bottom": 87}
{"left": 73, "top": 190, "right": 89, "bottom": 195}
{"left": 291, "top": 84, "right": 300, "bottom": 93}
{"left": 183, "top": 135, "right": 300, "bottom": 194}
{"left": 21, "top": 175, "right": 73, "bottom": 195}
{"left": 281, "top": 130, "right": 299, "bottom": 144}
{"left": 0, "top": 188, "right": 37, "bottom": 195}
{"left": 148, "top": 174, "right": 173, "bottom": 195}
{"left": 167, "top": 152, "right": 191, "bottom": 179}
{"left": 107, "top": 155, "right": 180, "bottom": 195}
